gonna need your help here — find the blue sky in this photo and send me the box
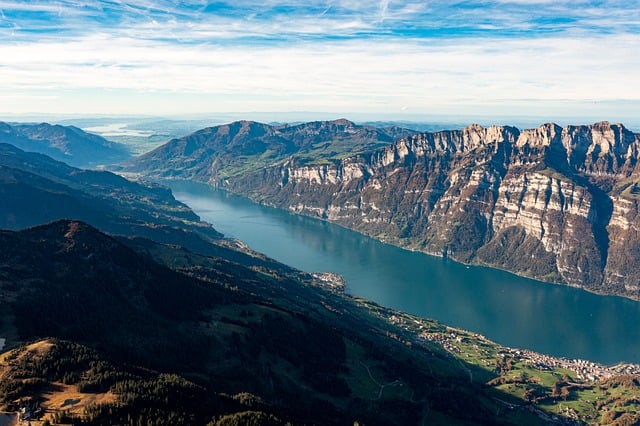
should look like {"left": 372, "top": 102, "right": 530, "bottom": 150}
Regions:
{"left": 0, "top": 1, "right": 639, "bottom": 123}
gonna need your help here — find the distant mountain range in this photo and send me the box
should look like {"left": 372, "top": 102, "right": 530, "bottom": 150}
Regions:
{"left": 124, "top": 119, "right": 640, "bottom": 300}
{"left": 0, "top": 121, "right": 130, "bottom": 168}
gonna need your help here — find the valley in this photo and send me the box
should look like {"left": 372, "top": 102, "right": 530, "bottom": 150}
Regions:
{"left": 4, "top": 0, "right": 639, "bottom": 424}
{"left": 2, "top": 120, "right": 640, "bottom": 424}
{"left": 124, "top": 119, "right": 640, "bottom": 300}
{"left": 168, "top": 180, "right": 640, "bottom": 365}
{"left": 0, "top": 0, "right": 640, "bottom": 426}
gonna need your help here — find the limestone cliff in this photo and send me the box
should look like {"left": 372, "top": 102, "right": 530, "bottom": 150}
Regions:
{"left": 125, "top": 119, "right": 640, "bottom": 299}
{"left": 224, "top": 121, "right": 640, "bottom": 299}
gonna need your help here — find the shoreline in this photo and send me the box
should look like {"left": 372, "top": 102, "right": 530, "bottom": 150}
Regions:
{"left": 193, "top": 175, "right": 640, "bottom": 304}
{"left": 160, "top": 178, "right": 640, "bottom": 365}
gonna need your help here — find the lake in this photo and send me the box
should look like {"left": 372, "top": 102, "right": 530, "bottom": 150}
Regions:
{"left": 169, "top": 180, "right": 640, "bottom": 365}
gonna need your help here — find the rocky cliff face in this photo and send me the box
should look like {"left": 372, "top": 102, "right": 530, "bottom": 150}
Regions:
{"left": 123, "top": 119, "right": 640, "bottom": 298}
{"left": 222, "top": 121, "right": 640, "bottom": 299}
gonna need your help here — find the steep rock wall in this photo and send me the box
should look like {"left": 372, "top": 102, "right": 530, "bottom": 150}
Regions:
{"left": 226, "top": 122, "right": 640, "bottom": 299}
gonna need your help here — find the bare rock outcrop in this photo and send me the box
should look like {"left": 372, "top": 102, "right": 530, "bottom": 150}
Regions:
{"left": 126, "top": 119, "right": 640, "bottom": 299}
{"left": 225, "top": 121, "right": 640, "bottom": 299}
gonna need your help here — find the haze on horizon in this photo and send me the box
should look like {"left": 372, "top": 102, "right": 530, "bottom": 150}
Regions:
{"left": 0, "top": 0, "right": 639, "bottom": 124}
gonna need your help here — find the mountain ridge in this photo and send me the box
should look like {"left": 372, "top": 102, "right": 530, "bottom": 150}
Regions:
{"left": 125, "top": 119, "right": 640, "bottom": 299}
{"left": 0, "top": 219, "right": 537, "bottom": 425}
{"left": 0, "top": 121, "right": 130, "bottom": 168}
{"left": 0, "top": 142, "right": 216, "bottom": 235}
{"left": 121, "top": 119, "right": 417, "bottom": 182}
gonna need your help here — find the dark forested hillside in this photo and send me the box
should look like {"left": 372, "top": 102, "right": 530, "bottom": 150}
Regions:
{"left": 0, "top": 142, "right": 224, "bottom": 249}
{"left": 0, "top": 220, "right": 545, "bottom": 425}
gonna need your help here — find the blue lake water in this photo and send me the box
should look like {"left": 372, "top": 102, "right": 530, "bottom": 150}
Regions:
{"left": 169, "top": 180, "right": 640, "bottom": 365}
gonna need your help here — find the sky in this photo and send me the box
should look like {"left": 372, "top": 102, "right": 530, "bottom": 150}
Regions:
{"left": 0, "top": 0, "right": 639, "bottom": 124}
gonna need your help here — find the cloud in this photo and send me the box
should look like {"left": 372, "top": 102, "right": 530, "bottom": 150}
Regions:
{"left": 2, "top": 33, "right": 638, "bottom": 102}
{"left": 2, "top": 0, "right": 637, "bottom": 43}
{"left": 0, "top": 1, "right": 639, "bottom": 117}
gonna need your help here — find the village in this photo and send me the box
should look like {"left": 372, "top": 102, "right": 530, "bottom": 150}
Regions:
{"left": 503, "top": 348, "right": 640, "bottom": 382}
{"left": 385, "top": 311, "right": 640, "bottom": 385}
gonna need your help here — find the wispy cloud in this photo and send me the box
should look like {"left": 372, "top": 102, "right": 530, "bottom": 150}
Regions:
{"left": 3, "top": 0, "right": 637, "bottom": 42}
{"left": 0, "top": 1, "right": 638, "bottom": 118}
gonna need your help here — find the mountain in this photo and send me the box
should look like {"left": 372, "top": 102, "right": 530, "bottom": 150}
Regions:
{"left": 0, "top": 142, "right": 229, "bottom": 252}
{"left": 3, "top": 222, "right": 639, "bottom": 425}
{"left": 0, "top": 220, "right": 547, "bottom": 425}
{"left": 1, "top": 141, "right": 639, "bottom": 424}
{"left": 121, "top": 119, "right": 416, "bottom": 182}
{"left": 0, "top": 121, "right": 130, "bottom": 168}
{"left": 126, "top": 120, "right": 640, "bottom": 299}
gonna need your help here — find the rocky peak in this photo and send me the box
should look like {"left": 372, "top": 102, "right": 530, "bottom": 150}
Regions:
{"left": 400, "top": 125, "right": 518, "bottom": 157}
{"left": 588, "top": 121, "right": 635, "bottom": 156}
{"left": 559, "top": 122, "right": 639, "bottom": 175}
{"left": 460, "top": 123, "right": 487, "bottom": 149}
{"left": 462, "top": 124, "right": 518, "bottom": 145}
{"left": 438, "top": 124, "right": 519, "bottom": 153}
{"left": 563, "top": 123, "right": 608, "bottom": 155}
{"left": 515, "top": 123, "right": 563, "bottom": 148}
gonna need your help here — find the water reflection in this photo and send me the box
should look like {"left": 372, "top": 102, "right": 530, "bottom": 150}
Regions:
{"left": 170, "top": 181, "right": 640, "bottom": 365}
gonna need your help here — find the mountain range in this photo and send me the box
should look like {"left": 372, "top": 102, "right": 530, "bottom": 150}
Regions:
{"left": 121, "top": 119, "right": 416, "bottom": 182}
{"left": 2, "top": 123, "right": 640, "bottom": 424}
{"left": 0, "top": 142, "right": 226, "bottom": 246}
{"left": 124, "top": 119, "right": 640, "bottom": 300}
{"left": 0, "top": 134, "right": 515, "bottom": 424}
{"left": 0, "top": 121, "right": 130, "bottom": 168}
